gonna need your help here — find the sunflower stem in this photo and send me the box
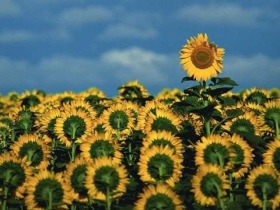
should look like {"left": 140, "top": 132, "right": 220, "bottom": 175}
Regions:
{"left": 71, "top": 124, "right": 77, "bottom": 140}
{"left": 274, "top": 117, "right": 279, "bottom": 138}
{"left": 1, "top": 171, "right": 11, "bottom": 210}
{"left": 128, "top": 141, "right": 133, "bottom": 166}
{"left": 229, "top": 173, "right": 234, "bottom": 202}
{"left": 213, "top": 182, "right": 226, "bottom": 210}
{"left": 262, "top": 184, "right": 268, "bottom": 210}
{"left": 106, "top": 186, "right": 111, "bottom": 210}
{"left": 71, "top": 143, "right": 77, "bottom": 162}
{"left": 47, "top": 190, "right": 53, "bottom": 210}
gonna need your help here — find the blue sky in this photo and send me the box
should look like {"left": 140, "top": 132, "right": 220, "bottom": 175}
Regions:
{"left": 0, "top": 0, "right": 279, "bottom": 97}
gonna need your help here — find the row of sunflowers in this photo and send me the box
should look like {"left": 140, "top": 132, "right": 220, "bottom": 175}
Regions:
{"left": 0, "top": 33, "right": 280, "bottom": 210}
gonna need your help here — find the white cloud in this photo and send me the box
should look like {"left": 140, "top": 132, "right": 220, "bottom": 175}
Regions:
{"left": 0, "top": 0, "right": 21, "bottom": 17}
{"left": 100, "top": 24, "right": 157, "bottom": 40}
{"left": 177, "top": 3, "right": 264, "bottom": 26}
{"left": 100, "top": 47, "right": 168, "bottom": 83}
{"left": 57, "top": 6, "right": 112, "bottom": 28}
{"left": 223, "top": 54, "right": 280, "bottom": 89}
{"left": 0, "top": 30, "right": 35, "bottom": 43}
{"left": 0, "top": 47, "right": 180, "bottom": 95}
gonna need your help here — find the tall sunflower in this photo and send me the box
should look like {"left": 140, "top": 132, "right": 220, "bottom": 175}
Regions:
{"left": 242, "top": 87, "right": 271, "bottom": 105}
{"left": 138, "top": 145, "right": 183, "bottom": 187}
{"left": 245, "top": 165, "right": 280, "bottom": 210}
{"left": 134, "top": 183, "right": 184, "bottom": 210}
{"left": 263, "top": 138, "right": 280, "bottom": 174}
{"left": 191, "top": 164, "right": 229, "bottom": 207}
{"left": 10, "top": 133, "right": 51, "bottom": 169}
{"left": 25, "top": 170, "right": 73, "bottom": 210}
{"left": 85, "top": 157, "right": 129, "bottom": 203}
{"left": 180, "top": 33, "right": 224, "bottom": 81}
{"left": 80, "top": 132, "right": 123, "bottom": 163}
{"left": 195, "top": 134, "right": 230, "bottom": 169}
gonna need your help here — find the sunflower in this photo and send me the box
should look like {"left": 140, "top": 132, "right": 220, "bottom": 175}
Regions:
{"left": 227, "top": 134, "right": 254, "bottom": 179}
{"left": 63, "top": 155, "right": 88, "bottom": 203}
{"left": 180, "top": 33, "right": 224, "bottom": 81}
{"left": 195, "top": 134, "right": 230, "bottom": 169}
{"left": 117, "top": 80, "right": 150, "bottom": 99}
{"left": 144, "top": 109, "right": 182, "bottom": 134}
{"left": 134, "top": 183, "right": 184, "bottom": 210}
{"left": 140, "top": 130, "right": 184, "bottom": 155}
{"left": 85, "top": 157, "right": 129, "bottom": 202}
{"left": 258, "top": 100, "right": 280, "bottom": 137}
{"left": 263, "top": 138, "right": 280, "bottom": 174}
{"left": 242, "top": 87, "right": 271, "bottom": 105}
{"left": 138, "top": 145, "right": 183, "bottom": 187}
{"left": 25, "top": 170, "right": 73, "bottom": 210}
{"left": 0, "top": 153, "right": 32, "bottom": 199}
{"left": 155, "top": 88, "right": 184, "bottom": 104}
{"left": 245, "top": 165, "right": 280, "bottom": 210}
{"left": 36, "top": 107, "right": 61, "bottom": 143}
{"left": 55, "top": 107, "right": 93, "bottom": 147}
{"left": 62, "top": 98, "right": 98, "bottom": 120}
{"left": 10, "top": 133, "right": 51, "bottom": 169}
{"left": 18, "top": 90, "right": 44, "bottom": 109}
{"left": 100, "top": 102, "right": 134, "bottom": 140}
{"left": 222, "top": 111, "right": 261, "bottom": 137}
{"left": 0, "top": 122, "right": 11, "bottom": 151}
{"left": 80, "top": 132, "right": 123, "bottom": 163}
{"left": 191, "top": 164, "right": 230, "bottom": 206}
{"left": 137, "top": 99, "right": 170, "bottom": 131}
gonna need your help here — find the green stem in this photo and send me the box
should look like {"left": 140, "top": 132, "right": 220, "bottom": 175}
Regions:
{"left": 262, "top": 184, "right": 268, "bottom": 210}
{"left": 71, "top": 143, "right": 77, "bottom": 162}
{"left": 274, "top": 117, "right": 279, "bottom": 138}
{"left": 106, "top": 186, "right": 111, "bottom": 210}
{"left": 205, "top": 119, "right": 211, "bottom": 136}
{"left": 214, "top": 182, "right": 226, "bottom": 210}
{"left": 128, "top": 141, "right": 133, "bottom": 166}
{"left": 47, "top": 190, "right": 53, "bottom": 210}
{"left": 229, "top": 173, "right": 234, "bottom": 202}
{"left": 217, "top": 153, "right": 224, "bottom": 168}
{"left": 1, "top": 172, "right": 11, "bottom": 210}
{"left": 71, "top": 124, "right": 77, "bottom": 140}
{"left": 116, "top": 120, "right": 121, "bottom": 140}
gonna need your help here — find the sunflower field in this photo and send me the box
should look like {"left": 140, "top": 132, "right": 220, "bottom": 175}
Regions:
{"left": 0, "top": 33, "right": 280, "bottom": 210}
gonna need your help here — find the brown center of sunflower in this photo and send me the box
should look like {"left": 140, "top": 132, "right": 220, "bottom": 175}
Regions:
{"left": 191, "top": 45, "right": 214, "bottom": 69}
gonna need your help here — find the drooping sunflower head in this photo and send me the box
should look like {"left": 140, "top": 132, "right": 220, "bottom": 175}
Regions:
{"left": 55, "top": 107, "right": 93, "bottom": 146}
{"left": 25, "top": 170, "right": 73, "bottom": 210}
{"left": 19, "top": 90, "right": 44, "bottom": 109}
{"left": 191, "top": 164, "right": 230, "bottom": 206}
{"left": 245, "top": 165, "right": 280, "bottom": 210}
{"left": 222, "top": 111, "right": 260, "bottom": 137}
{"left": 85, "top": 157, "right": 129, "bottom": 201}
{"left": 227, "top": 134, "right": 254, "bottom": 179}
{"left": 10, "top": 133, "right": 51, "bottom": 169}
{"left": 195, "top": 134, "right": 230, "bottom": 169}
{"left": 141, "top": 130, "right": 184, "bottom": 155}
{"left": 134, "top": 183, "right": 184, "bottom": 210}
{"left": 138, "top": 145, "right": 183, "bottom": 187}
{"left": 263, "top": 138, "right": 280, "bottom": 174}
{"left": 118, "top": 80, "right": 150, "bottom": 99}
{"left": 242, "top": 88, "right": 271, "bottom": 105}
{"left": 0, "top": 153, "right": 32, "bottom": 198}
{"left": 144, "top": 109, "right": 182, "bottom": 134}
{"left": 101, "top": 102, "right": 134, "bottom": 140}
{"left": 180, "top": 33, "right": 224, "bottom": 81}
{"left": 80, "top": 132, "right": 122, "bottom": 163}
{"left": 63, "top": 155, "right": 88, "bottom": 202}
{"left": 258, "top": 100, "right": 280, "bottom": 136}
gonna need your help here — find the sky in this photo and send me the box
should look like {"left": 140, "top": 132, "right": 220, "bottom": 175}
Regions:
{"left": 0, "top": 0, "right": 279, "bottom": 97}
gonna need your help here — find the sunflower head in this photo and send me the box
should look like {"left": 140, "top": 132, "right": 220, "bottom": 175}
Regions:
{"left": 180, "top": 33, "right": 224, "bottom": 81}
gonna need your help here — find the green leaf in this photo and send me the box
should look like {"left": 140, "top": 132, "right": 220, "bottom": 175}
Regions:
{"left": 206, "top": 87, "right": 233, "bottom": 97}
{"left": 181, "top": 76, "right": 195, "bottom": 83}
{"left": 212, "top": 77, "right": 238, "bottom": 86}
{"left": 225, "top": 108, "right": 244, "bottom": 118}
